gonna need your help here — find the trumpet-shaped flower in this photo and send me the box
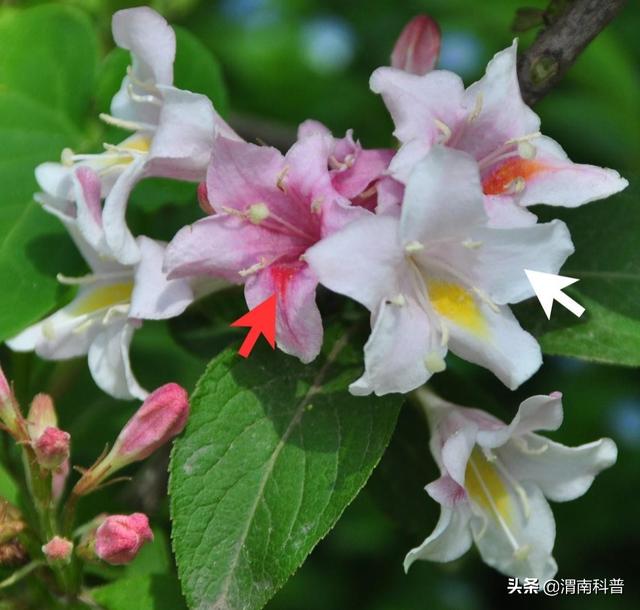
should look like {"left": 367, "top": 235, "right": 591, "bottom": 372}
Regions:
{"left": 36, "top": 6, "right": 238, "bottom": 264}
{"left": 371, "top": 41, "right": 628, "bottom": 226}
{"left": 307, "top": 146, "right": 574, "bottom": 394}
{"left": 297, "top": 120, "right": 400, "bottom": 213}
{"left": 7, "top": 167, "right": 194, "bottom": 400}
{"left": 165, "top": 134, "right": 368, "bottom": 363}
{"left": 406, "top": 389, "right": 617, "bottom": 580}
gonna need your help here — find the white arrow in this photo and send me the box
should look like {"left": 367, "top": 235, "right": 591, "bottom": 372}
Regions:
{"left": 524, "top": 269, "right": 585, "bottom": 319}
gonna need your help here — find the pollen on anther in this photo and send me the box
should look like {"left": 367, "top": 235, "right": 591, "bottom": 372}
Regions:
{"left": 390, "top": 293, "right": 406, "bottom": 306}
{"left": 517, "top": 141, "right": 536, "bottom": 160}
{"left": 248, "top": 202, "right": 270, "bottom": 224}
{"left": 61, "top": 148, "right": 75, "bottom": 167}
{"left": 405, "top": 240, "right": 424, "bottom": 253}
{"left": 424, "top": 352, "right": 446, "bottom": 373}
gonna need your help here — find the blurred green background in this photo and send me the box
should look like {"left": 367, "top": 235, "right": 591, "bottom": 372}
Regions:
{"left": 1, "top": 0, "right": 639, "bottom": 608}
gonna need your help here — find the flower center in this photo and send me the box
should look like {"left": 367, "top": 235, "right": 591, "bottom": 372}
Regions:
{"left": 427, "top": 280, "right": 488, "bottom": 336}
{"left": 71, "top": 282, "right": 134, "bottom": 316}
{"left": 465, "top": 447, "right": 512, "bottom": 526}
{"left": 482, "top": 157, "right": 546, "bottom": 195}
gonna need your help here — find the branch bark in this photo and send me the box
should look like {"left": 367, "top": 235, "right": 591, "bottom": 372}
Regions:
{"left": 518, "top": 0, "right": 628, "bottom": 106}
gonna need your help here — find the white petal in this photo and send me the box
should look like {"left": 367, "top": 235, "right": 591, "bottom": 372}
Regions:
{"left": 446, "top": 303, "right": 542, "bottom": 390}
{"left": 88, "top": 320, "right": 147, "bottom": 400}
{"left": 459, "top": 40, "right": 540, "bottom": 162}
{"left": 470, "top": 481, "right": 557, "bottom": 581}
{"left": 130, "top": 237, "right": 194, "bottom": 320}
{"left": 349, "top": 297, "right": 445, "bottom": 396}
{"left": 400, "top": 146, "right": 486, "bottom": 246}
{"left": 404, "top": 506, "right": 473, "bottom": 570}
{"left": 102, "top": 156, "right": 147, "bottom": 265}
{"left": 499, "top": 434, "right": 617, "bottom": 502}
{"left": 306, "top": 214, "right": 404, "bottom": 312}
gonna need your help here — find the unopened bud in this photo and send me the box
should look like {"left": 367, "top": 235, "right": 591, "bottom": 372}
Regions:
{"left": 42, "top": 536, "right": 73, "bottom": 565}
{"left": 197, "top": 181, "right": 214, "bottom": 215}
{"left": 52, "top": 458, "right": 70, "bottom": 504}
{"left": 95, "top": 513, "right": 153, "bottom": 565}
{"left": 33, "top": 427, "right": 70, "bottom": 470}
{"left": 109, "top": 383, "right": 189, "bottom": 467}
{"left": 27, "top": 393, "right": 57, "bottom": 440}
{"left": 391, "top": 15, "right": 441, "bottom": 75}
{"left": 0, "top": 365, "right": 21, "bottom": 437}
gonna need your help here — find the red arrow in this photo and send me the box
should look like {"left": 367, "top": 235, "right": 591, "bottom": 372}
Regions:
{"left": 230, "top": 294, "right": 277, "bottom": 358}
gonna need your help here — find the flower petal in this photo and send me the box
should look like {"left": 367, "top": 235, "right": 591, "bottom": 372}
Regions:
{"left": 165, "top": 214, "right": 304, "bottom": 282}
{"left": 245, "top": 262, "right": 322, "bottom": 363}
{"left": 515, "top": 135, "right": 629, "bottom": 207}
{"left": 88, "top": 320, "right": 147, "bottom": 400}
{"left": 446, "top": 302, "right": 542, "bottom": 390}
{"left": 349, "top": 297, "right": 446, "bottom": 396}
{"left": 458, "top": 40, "right": 540, "bottom": 162}
{"left": 306, "top": 214, "right": 403, "bottom": 311}
{"left": 370, "top": 67, "right": 465, "bottom": 145}
{"left": 404, "top": 506, "right": 472, "bottom": 570}
{"left": 499, "top": 434, "right": 617, "bottom": 502}
{"left": 130, "top": 237, "right": 194, "bottom": 320}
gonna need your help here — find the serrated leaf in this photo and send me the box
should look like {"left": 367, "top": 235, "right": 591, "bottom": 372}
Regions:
{"left": 0, "top": 4, "right": 98, "bottom": 125}
{"left": 92, "top": 574, "right": 187, "bottom": 610}
{"left": 516, "top": 182, "right": 640, "bottom": 365}
{"left": 170, "top": 335, "right": 402, "bottom": 610}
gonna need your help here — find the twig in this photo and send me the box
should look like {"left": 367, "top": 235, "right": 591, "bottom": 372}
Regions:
{"left": 518, "top": 0, "right": 628, "bottom": 105}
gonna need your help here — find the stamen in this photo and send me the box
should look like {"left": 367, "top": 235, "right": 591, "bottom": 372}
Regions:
{"left": 247, "top": 202, "right": 270, "bottom": 224}
{"left": 356, "top": 185, "right": 377, "bottom": 200}
{"left": 310, "top": 197, "right": 323, "bottom": 214}
{"left": 126, "top": 66, "right": 160, "bottom": 94}
{"left": 405, "top": 240, "right": 424, "bottom": 254}
{"left": 492, "top": 457, "right": 532, "bottom": 519}
{"left": 462, "top": 238, "right": 483, "bottom": 249}
{"left": 61, "top": 148, "right": 75, "bottom": 167}
{"left": 389, "top": 293, "right": 406, "bottom": 306}
{"left": 276, "top": 166, "right": 289, "bottom": 191}
{"left": 440, "top": 322, "right": 450, "bottom": 347}
{"left": 473, "top": 287, "right": 500, "bottom": 313}
{"left": 513, "top": 437, "right": 549, "bottom": 455}
{"left": 505, "top": 176, "right": 526, "bottom": 194}
{"left": 328, "top": 155, "right": 345, "bottom": 170}
{"left": 98, "top": 113, "right": 156, "bottom": 133}
{"left": 434, "top": 119, "right": 451, "bottom": 143}
{"left": 126, "top": 83, "right": 162, "bottom": 106}
{"left": 238, "top": 260, "right": 268, "bottom": 277}
{"left": 56, "top": 271, "right": 132, "bottom": 286}
{"left": 424, "top": 351, "right": 446, "bottom": 373}
{"left": 517, "top": 141, "right": 536, "bottom": 160}
{"left": 467, "top": 92, "right": 484, "bottom": 123}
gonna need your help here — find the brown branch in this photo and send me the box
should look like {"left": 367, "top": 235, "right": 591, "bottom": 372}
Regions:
{"left": 518, "top": 0, "right": 628, "bottom": 106}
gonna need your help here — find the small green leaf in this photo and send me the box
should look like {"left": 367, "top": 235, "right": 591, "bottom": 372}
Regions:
{"left": 0, "top": 4, "right": 98, "bottom": 124}
{"left": 0, "top": 462, "right": 20, "bottom": 505}
{"left": 170, "top": 331, "right": 402, "bottom": 610}
{"left": 516, "top": 183, "right": 640, "bottom": 365}
{"left": 91, "top": 575, "right": 187, "bottom": 610}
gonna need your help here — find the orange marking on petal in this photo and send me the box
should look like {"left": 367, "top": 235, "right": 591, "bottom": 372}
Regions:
{"left": 482, "top": 158, "right": 547, "bottom": 195}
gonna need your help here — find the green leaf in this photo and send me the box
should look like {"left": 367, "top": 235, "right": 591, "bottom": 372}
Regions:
{"left": 0, "top": 462, "right": 19, "bottom": 505}
{"left": 516, "top": 183, "right": 640, "bottom": 366}
{"left": 92, "top": 575, "right": 187, "bottom": 610}
{"left": 0, "top": 4, "right": 98, "bottom": 125}
{"left": 125, "top": 528, "right": 172, "bottom": 578}
{"left": 170, "top": 332, "right": 402, "bottom": 610}
{"left": 0, "top": 92, "right": 85, "bottom": 341}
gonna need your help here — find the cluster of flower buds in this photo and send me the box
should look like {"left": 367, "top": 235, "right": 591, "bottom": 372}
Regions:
{"left": 0, "top": 363, "right": 189, "bottom": 579}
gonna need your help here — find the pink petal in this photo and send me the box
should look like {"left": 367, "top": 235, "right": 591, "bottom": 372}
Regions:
{"left": 391, "top": 15, "right": 441, "bottom": 75}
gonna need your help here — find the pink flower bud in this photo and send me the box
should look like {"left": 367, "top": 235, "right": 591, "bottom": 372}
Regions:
{"left": 0, "top": 366, "right": 10, "bottom": 404}
{"left": 0, "top": 365, "right": 21, "bottom": 437}
{"left": 110, "top": 383, "right": 189, "bottom": 467}
{"left": 27, "top": 393, "right": 57, "bottom": 440}
{"left": 198, "top": 181, "right": 214, "bottom": 215}
{"left": 33, "top": 427, "right": 70, "bottom": 470}
{"left": 391, "top": 15, "right": 441, "bottom": 75}
{"left": 42, "top": 536, "right": 73, "bottom": 565}
{"left": 95, "top": 513, "right": 153, "bottom": 565}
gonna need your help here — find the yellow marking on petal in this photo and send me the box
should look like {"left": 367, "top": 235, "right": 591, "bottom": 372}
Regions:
{"left": 71, "top": 282, "right": 133, "bottom": 316}
{"left": 123, "top": 135, "right": 151, "bottom": 153}
{"left": 465, "top": 448, "right": 513, "bottom": 526}
{"left": 427, "top": 280, "right": 487, "bottom": 336}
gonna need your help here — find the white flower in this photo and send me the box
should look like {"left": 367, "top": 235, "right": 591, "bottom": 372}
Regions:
{"left": 306, "top": 146, "right": 574, "bottom": 395}
{"left": 35, "top": 6, "right": 238, "bottom": 265}
{"left": 406, "top": 388, "right": 617, "bottom": 580}
{"left": 7, "top": 168, "right": 195, "bottom": 400}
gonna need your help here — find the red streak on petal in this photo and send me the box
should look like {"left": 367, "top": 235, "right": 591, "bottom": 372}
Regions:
{"left": 271, "top": 263, "right": 300, "bottom": 305}
{"left": 482, "top": 158, "right": 547, "bottom": 195}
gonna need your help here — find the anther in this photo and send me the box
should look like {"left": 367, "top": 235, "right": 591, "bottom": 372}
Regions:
{"left": 61, "top": 148, "right": 75, "bottom": 167}
{"left": 467, "top": 92, "right": 484, "bottom": 123}
{"left": 405, "top": 240, "right": 424, "bottom": 253}
{"left": 276, "top": 166, "right": 289, "bottom": 191}
{"left": 424, "top": 352, "right": 446, "bottom": 373}
{"left": 389, "top": 293, "right": 406, "bottom": 306}
{"left": 247, "top": 202, "right": 270, "bottom": 224}
{"left": 462, "top": 238, "right": 483, "bottom": 249}
{"left": 238, "top": 260, "right": 267, "bottom": 277}
{"left": 517, "top": 141, "right": 536, "bottom": 160}
{"left": 310, "top": 197, "right": 323, "bottom": 214}
{"left": 434, "top": 119, "right": 451, "bottom": 143}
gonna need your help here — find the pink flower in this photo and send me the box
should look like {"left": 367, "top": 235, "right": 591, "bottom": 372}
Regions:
{"left": 27, "top": 393, "right": 57, "bottom": 441}
{"left": 33, "top": 427, "right": 70, "bottom": 470}
{"left": 165, "top": 135, "right": 368, "bottom": 363}
{"left": 391, "top": 15, "right": 441, "bottom": 75}
{"left": 95, "top": 513, "right": 153, "bottom": 565}
{"left": 42, "top": 536, "right": 73, "bottom": 565}
{"left": 297, "top": 120, "right": 400, "bottom": 214}
{"left": 107, "top": 383, "right": 189, "bottom": 467}
{"left": 371, "top": 41, "right": 628, "bottom": 226}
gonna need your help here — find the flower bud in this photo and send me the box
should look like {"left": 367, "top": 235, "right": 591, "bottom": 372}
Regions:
{"left": 95, "top": 513, "right": 153, "bottom": 565}
{"left": 33, "top": 426, "right": 71, "bottom": 470}
{"left": 27, "top": 393, "right": 57, "bottom": 440}
{"left": 0, "top": 365, "right": 21, "bottom": 437}
{"left": 391, "top": 15, "right": 441, "bottom": 75}
{"left": 109, "top": 383, "right": 189, "bottom": 467}
{"left": 52, "top": 458, "right": 70, "bottom": 504}
{"left": 42, "top": 536, "right": 73, "bottom": 565}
